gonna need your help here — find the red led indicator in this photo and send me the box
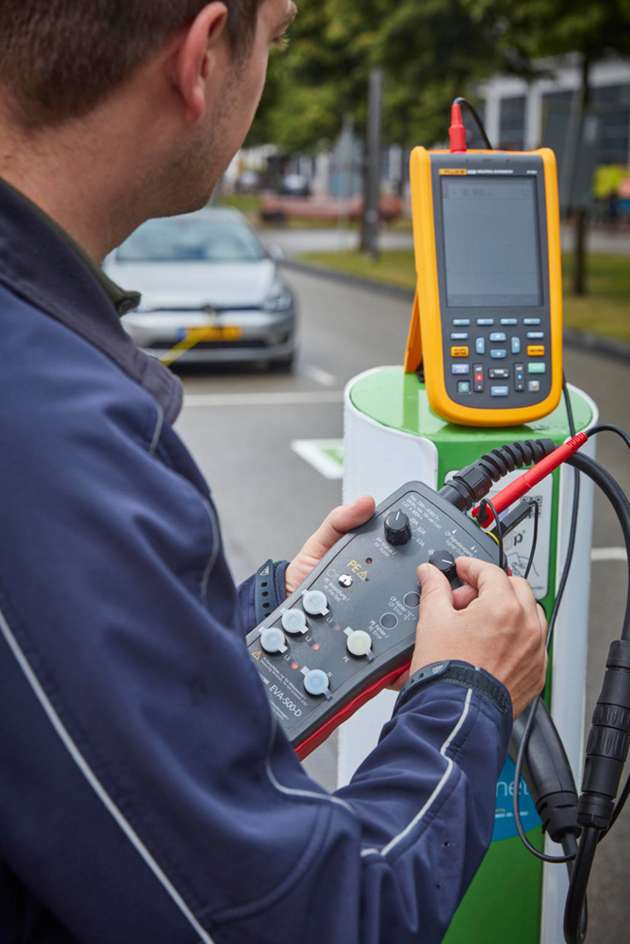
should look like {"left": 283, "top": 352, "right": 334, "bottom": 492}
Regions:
{"left": 312, "top": 643, "right": 321, "bottom": 652}
{"left": 291, "top": 661, "right": 299, "bottom": 670}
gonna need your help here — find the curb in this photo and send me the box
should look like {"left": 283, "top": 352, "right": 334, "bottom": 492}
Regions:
{"left": 283, "top": 259, "right": 630, "bottom": 363}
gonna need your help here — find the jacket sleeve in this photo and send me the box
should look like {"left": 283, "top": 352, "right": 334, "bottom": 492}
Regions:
{"left": 236, "top": 560, "right": 290, "bottom": 636}
{"left": 0, "top": 373, "right": 511, "bottom": 944}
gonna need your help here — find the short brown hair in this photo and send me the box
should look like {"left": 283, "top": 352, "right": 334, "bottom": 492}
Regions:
{"left": 0, "top": 1, "right": 263, "bottom": 128}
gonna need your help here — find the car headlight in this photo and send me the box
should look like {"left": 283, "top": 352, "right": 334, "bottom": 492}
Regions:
{"left": 263, "top": 278, "right": 293, "bottom": 313}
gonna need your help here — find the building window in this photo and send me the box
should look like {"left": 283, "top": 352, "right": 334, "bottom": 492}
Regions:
{"left": 498, "top": 96, "right": 526, "bottom": 150}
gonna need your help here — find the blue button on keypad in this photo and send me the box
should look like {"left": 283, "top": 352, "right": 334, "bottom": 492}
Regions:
{"left": 453, "top": 319, "right": 470, "bottom": 326}
{"left": 475, "top": 337, "right": 486, "bottom": 355}
{"left": 527, "top": 331, "right": 544, "bottom": 340}
{"left": 511, "top": 337, "right": 521, "bottom": 355}
{"left": 500, "top": 318, "right": 518, "bottom": 326}
{"left": 489, "top": 332, "right": 507, "bottom": 343}
{"left": 491, "top": 385, "right": 509, "bottom": 397}
{"left": 451, "top": 364, "right": 470, "bottom": 375}
{"left": 490, "top": 349, "right": 507, "bottom": 359}
{"left": 476, "top": 318, "right": 494, "bottom": 326}
{"left": 523, "top": 318, "right": 542, "bottom": 326}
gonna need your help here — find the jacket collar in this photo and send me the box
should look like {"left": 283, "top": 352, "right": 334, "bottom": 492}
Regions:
{"left": 0, "top": 179, "right": 182, "bottom": 424}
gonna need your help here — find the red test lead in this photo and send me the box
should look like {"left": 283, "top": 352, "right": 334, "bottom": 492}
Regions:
{"left": 473, "top": 432, "right": 589, "bottom": 528}
{"left": 449, "top": 102, "right": 467, "bottom": 153}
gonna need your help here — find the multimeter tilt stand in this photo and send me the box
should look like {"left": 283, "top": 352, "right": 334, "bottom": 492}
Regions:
{"left": 404, "top": 146, "right": 563, "bottom": 426}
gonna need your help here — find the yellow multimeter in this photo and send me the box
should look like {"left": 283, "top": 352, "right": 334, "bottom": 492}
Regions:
{"left": 404, "top": 147, "right": 563, "bottom": 427}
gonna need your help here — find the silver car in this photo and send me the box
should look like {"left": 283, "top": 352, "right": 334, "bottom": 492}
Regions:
{"left": 105, "top": 208, "right": 296, "bottom": 370}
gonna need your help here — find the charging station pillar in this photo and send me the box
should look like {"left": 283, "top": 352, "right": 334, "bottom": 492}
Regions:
{"left": 339, "top": 366, "right": 597, "bottom": 944}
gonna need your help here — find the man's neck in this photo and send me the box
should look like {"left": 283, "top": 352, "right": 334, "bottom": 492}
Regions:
{"left": 0, "top": 118, "right": 148, "bottom": 263}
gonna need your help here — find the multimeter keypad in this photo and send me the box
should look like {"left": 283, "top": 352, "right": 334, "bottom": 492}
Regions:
{"left": 447, "top": 315, "right": 548, "bottom": 400}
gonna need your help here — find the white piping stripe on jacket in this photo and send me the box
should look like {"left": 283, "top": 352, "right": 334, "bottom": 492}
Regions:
{"left": 149, "top": 403, "right": 165, "bottom": 456}
{"left": 0, "top": 605, "right": 216, "bottom": 944}
{"left": 265, "top": 716, "right": 353, "bottom": 812}
{"left": 361, "top": 688, "right": 474, "bottom": 859}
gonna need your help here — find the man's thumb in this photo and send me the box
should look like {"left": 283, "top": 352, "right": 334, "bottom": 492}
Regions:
{"left": 417, "top": 563, "right": 453, "bottom": 612}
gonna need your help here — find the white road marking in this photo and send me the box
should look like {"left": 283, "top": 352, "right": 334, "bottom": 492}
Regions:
{"left": 591, "top": 547, "right": 627, "bottom": 562}
{"left": 301, "top": 365, "right": 337, "bottom": 387}
{"left": 183, "top": 391, "right": 343, "bottom": 408}
{"left": 291, "top": 440, "right": 344, "bottom": 480}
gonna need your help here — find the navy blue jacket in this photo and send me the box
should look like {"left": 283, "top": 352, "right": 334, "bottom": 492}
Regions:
{"left": 0, "top": 181, "right": 512, "bottom": 943}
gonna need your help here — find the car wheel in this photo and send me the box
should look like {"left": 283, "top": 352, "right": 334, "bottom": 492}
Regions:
{"left": 272, "top": 351, "right": 295, "bottom": 373}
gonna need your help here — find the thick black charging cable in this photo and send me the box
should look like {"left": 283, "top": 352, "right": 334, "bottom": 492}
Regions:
{"left": 511, "top": 382, "right": 582, "bottom": 865}
{"left": 562, "top": 452, "right": 630, "bottom": 944}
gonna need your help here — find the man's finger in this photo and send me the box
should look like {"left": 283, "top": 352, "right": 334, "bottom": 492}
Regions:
{"left": 452, "top": 583, "right": 478, "bottom": 611}
{"left": 455, "top": 556, "right": 512, "bottom": 598}
{"left": 417, "top": 563, "right": 454, "bottom": 617}
{"left": 299, "top": 496, "right": 375, "bottom": 559}
{"left": 509, "top": 577, "right": 548, "bottom": 644}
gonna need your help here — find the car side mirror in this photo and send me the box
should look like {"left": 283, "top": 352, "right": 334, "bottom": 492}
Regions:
{"left": 268, "top": 243, "right": 286, "bottom": 262}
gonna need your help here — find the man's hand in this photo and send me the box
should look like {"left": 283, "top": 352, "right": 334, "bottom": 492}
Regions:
{"left": 410, "top": 557, "right": 548, "bottom": 718}
{"left": 285, "top": 496, "right": 376, "bottom": 596}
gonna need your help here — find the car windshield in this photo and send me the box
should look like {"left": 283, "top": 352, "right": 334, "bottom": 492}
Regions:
{"left": 117, "top": 216, "right": 266, "bottom": 263}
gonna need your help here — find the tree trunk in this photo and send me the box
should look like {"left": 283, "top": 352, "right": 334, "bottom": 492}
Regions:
{"left": 359, "top": 68, "right": 383, "bottom": 259}
{"left": 571, "top": 56, "right": 591, "bottom": 297}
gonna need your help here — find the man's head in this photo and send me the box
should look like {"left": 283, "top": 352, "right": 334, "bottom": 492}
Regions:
{"left": 0, "top": 1, "right": 296, "bottom": 250}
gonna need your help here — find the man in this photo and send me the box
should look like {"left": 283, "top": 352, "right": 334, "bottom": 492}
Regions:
{"left": 0, "top": 2, "right": 547, "bottom": 942}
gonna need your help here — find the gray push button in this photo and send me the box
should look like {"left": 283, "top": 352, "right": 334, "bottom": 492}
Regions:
{"left": 302, "top": 590, "right": 329, "bottom": 616}
{"left": 303, "top": 669, "right": 330, "bottom": 697}
{"left": 345, "top": 629, "right": 373, "bottom": 658}
{"left": 490, "top": 349, "right": 507, "bottom": 359}
{"left": 489, "top": 332, "right": 507, "bottom": 343}
{"left": 281, "top": 609, "right": 308, "bottom": 635}
{"left": 491, "top": 385, "right": 510, "bottom": 397}
{"left": 260, "top": 627, "right": 288, "bottom": 655}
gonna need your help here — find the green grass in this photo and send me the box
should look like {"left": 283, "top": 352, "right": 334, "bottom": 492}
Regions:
{"left": 216, "top": 193, "right": 263, "bottom": 216}
{"left": 298, "top": 249, "right": 630, "bottom": 344}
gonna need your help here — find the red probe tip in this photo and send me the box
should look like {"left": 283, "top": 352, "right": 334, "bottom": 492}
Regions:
{"left": 449, "top": 103, "right": 467, "bottom": 153}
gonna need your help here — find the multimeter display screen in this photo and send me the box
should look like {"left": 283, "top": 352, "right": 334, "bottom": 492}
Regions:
{"left": 441, "top": 176, "right": 542, "bottom": 308}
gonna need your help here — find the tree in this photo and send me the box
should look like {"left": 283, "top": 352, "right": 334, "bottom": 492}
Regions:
{"left": 465, "top": 0, "right": 630, "bottom": 294}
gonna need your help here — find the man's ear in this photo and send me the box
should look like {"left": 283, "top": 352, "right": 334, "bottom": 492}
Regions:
{"left": 168, "top": 3, "right": 229, "bottom": 123}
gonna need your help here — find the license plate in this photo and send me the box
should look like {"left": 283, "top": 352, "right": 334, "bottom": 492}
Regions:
{"left": 182, "top": 325, "right": 242, "bottom": 343}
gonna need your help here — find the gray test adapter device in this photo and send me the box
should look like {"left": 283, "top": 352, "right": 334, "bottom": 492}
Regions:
{"left": 246, "top": 481, "right": 501, "bottom": 758}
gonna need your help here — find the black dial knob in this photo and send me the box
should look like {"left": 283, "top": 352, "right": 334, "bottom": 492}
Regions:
{"left": 384, "top": 511, "right": 412, "bottom": 546}
{"left": 429, "top": 550, "right": 457, "bottom": 582}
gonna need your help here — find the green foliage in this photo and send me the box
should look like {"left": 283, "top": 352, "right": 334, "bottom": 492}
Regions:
{"left": 247, "top": 1, "right": 630, "bottom": 154}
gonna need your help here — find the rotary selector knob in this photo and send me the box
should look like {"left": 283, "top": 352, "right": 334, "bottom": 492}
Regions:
{"left": 345, "top": 629, "right": 373, "bottom": 659}
{"left": 281, "top": 609, "right": 308, "bottom": 635}
{"left": 302, "top": 589, "right": 329, "bottom": 616}
{"left": 384, "top": 510, "right": 412, "bottom": 547}
{"left": 260, "top": 627, "right": 288, "bottom": 655}
{"left": 428, "top": 550, "right": 457, "bottom": 582}
{"left": 303, "top": 669, "right": 330, "bottom": 698}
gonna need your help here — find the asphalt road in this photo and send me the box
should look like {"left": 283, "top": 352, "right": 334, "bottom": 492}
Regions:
{"left": 175, "top": 268, "right": 629, "bottom": 942}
